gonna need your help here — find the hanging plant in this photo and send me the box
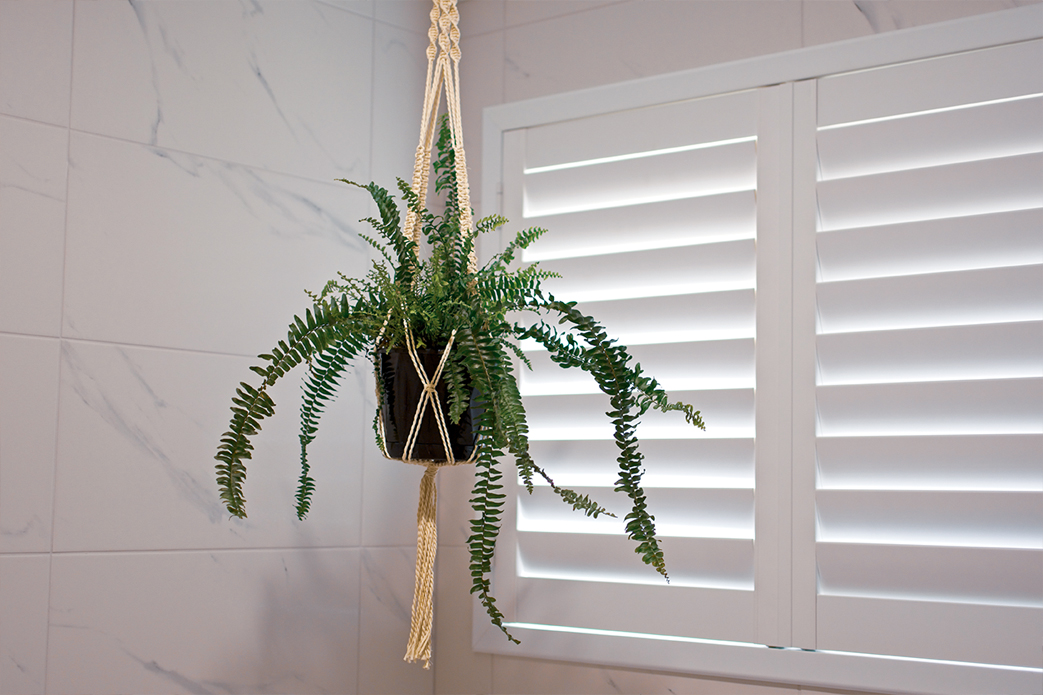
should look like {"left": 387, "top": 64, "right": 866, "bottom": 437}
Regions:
{"left": 214, "top": 0, "right": 704, "bottom": 669}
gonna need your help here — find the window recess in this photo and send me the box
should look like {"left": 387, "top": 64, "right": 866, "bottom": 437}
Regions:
{"left": 477, "top": 8, "right": 1043, "bottom": 693}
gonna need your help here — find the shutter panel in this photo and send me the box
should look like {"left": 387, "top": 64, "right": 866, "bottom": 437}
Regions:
{"left": 499, "top": 88, "right": 768, "bottom": 642}
{"left": 812, "top": 40, "right": 1043, "bottom": 667}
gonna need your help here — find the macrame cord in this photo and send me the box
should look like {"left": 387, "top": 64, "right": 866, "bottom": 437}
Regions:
{"left": 372, "top": 0, "right": 478, "bottom": 669}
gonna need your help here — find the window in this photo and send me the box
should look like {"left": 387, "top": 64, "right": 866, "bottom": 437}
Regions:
{"left": 477, "top": 8, "right": 1042, "bottom": 694}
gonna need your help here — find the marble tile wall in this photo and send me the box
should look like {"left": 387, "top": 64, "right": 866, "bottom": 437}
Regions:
{"left": 1, "top": 1, "right": 1035, "bottom": 694}
{"left": 0, "top": 1, "right": 434, "bottom": 693}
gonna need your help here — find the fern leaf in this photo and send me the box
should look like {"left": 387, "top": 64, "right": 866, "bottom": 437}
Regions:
{"left": 215, "top": 296, "right": 360, "bottom": 518}
{"left": 295, "top": 332, "right": 367, "bottom": 519}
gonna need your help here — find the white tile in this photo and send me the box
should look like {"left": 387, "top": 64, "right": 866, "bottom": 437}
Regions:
{"left": 0, "top": 554, "right": 50, "bottom": 695}
{"left": 459, "top": 0, "right": 505, "bottom": 37}
{"left": 437, "top": 462, "right": 478, "bottom": 548}
{"left": 433, "top": 544, "right": 494, "bottom": 695}
{"left": 0, "top": 335, "right": 60, "bottom": 554}
{"left": 361, "top": 418, "right": 435, "bottom": 546}
{"left": 801, "top": 0, "right": 875, "bottom": 46}
{"left": 371, "top": 21, "right": 431, "bottom": 191}
{"left": 375, "top": 0, "right": 434, "bottom": 34}
{"left": 0, "top": 0, "right": 73, "bottom": 126}
{"left": 460, "top": 30, "right": 505, "bottom": 217}
{"left": 359, "top": 546, "right": 436, "bottom": 693}
{"left": 51, "top": 340, "right": 365, "bottom": 552}
{"left": 504, "top": 0, "right": 622, "bottom": 28}
{"left": 62, "top": 132, "right": 371, "bottom": 355}
{"left": 320, "top": 0, "right": 376, "bottom": 19}
{"left": 810, "top": 0, "right": 1028, "bottom": 39}
{"left": 503, "top": 1, "right": 802, "bottom": 102}
{"left": 71, "top": 0, "right": 373, "bottom": 182}
{"left": 885, "top": 0, "right": 1030, "bottom": 29}
{"left": 0, "top": 117, "right": 67, "bottom": 205}
{"left": 46, "top": 548, "right": 360, "bottom": 694}
{"left": 802, "top": 1, "right": 1036, "bottom": 52}
{"left": 491, "top": 654, "right": 800, "bottom": 694}
{"left": 0, "top": 116, "right": 68, "bottom": 337}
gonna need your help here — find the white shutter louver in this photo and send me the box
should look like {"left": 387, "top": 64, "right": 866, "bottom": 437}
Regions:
{"left": 498, "top": 89, "right": 769, "bottom": 642}
{"left": 811, "top": 39, "right": 1043, "bottom": 668}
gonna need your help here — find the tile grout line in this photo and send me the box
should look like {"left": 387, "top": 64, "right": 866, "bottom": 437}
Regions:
{"left": 0, "top": 331, "right": 261, "bottom": 360}
{"left": 40, "top": 545, "right": 402, "bottom": 558}
{"left": 359, "top": 4, "right": 378, "bottom": 691}
{"left": 0, "top": 112, "right": 69, "bottom": 130}
{"left": 45, "top": 1, "right": 80, "bottom": 690}
{"left": 491, "top": 7, "right": 506, "bottom": 685}
{"left": 65, "top": 127, "right": 367, "bottom": 191}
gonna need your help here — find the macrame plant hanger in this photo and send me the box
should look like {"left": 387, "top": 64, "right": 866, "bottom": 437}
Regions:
{"left": 376, "top": 0, "right": 477, "bottom": 670}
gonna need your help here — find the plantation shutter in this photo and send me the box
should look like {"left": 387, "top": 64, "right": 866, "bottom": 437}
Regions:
{"left": 480, "top": 10, "right": 1043, "bottom": 689}
{"left": 493, "top": 87, "right": 786, "bottom": 643}
{"left": 808, "top": 39, "right": 1043, "bottom": 667}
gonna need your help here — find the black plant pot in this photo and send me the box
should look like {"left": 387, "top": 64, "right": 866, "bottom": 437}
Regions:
{"left": 378, "top": 347, "right": 476, "bottom": 462}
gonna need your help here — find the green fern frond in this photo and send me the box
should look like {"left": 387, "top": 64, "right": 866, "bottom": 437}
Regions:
{"left": 214, "top": 382, "right": 276, "bottom": 519}
{"left": 497, "top": 226, "right": 548, "bottom": 269}
{"left": 296, "top": 331, "right": 368, "bottom": 519}
{"left": 633, "top": 367, "right": 706, "bottom": 429}
{"left": 505, "top": 339, "right": 533, "bottom": 371}
{"left": 340, "top": 178, "right": 418, "bottom": 286}
{"left": 215, "top": 296, "right": 358, "bottom": 519}
{"left": 552, "top": 486, "right": 614, "bottom": 518}
{"left": 515, "top": 297, "right": 696, "bottom": 580}
{"left": 476, "top": 213, "right": 508, "bottom": 235}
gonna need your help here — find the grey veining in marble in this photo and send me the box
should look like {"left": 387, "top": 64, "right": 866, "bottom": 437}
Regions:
{"left": 63, "top": 342, "right": 226, "bottom": 524}
{"left": 0, "top": 335, "right": 61, "bottom": 553}
{"left": 124, "top": 651, "right": 225, "bottom": 695}
{"left": 52, "top": 337, "right": 365, "bottom": 552}
{"left": 73, "top": 0, "right": 374, "bottom": 182}
{"left": 62, "top": 132, "right": 369, "bottom": 355}
{"left": 0, "top": 555, "right": 50, "bottom": 693}
{"left": 46, "top": 550, "right": 360, "bottom": 693}
{"left": 0, "top": 116, "right": 69, "bottom": 336}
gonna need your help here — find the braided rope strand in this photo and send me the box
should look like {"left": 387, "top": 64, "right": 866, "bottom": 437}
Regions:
{"left": 396, "top": 0, "right": 478, "bottom": 667}
{"left": 405, "top": 463, "right": 439, "bottom": 668}
{"left": 401, "top": 0, "right": 476, "bottom": 270}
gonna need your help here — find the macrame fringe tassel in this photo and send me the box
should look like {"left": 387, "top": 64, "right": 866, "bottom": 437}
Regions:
{"left": 404, "top": 464, "right": 439, "bottom": 668}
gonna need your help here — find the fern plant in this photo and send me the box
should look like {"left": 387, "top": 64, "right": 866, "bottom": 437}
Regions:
{"left": 215, "top": 117, "right": 705, "bottom": 642}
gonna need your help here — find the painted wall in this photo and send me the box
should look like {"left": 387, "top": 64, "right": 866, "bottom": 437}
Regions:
{"left": 0, "top": 1, "right": 1033, "bottom": 694}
